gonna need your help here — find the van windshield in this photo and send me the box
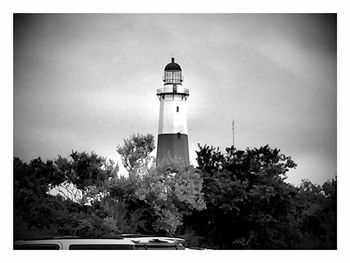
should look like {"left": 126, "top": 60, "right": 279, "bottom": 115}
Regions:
{"left": 69, "top": 244, "right": 134, "bottom": 250}
{"left": 14, "top": 244, "right": 60, "bottom": 250}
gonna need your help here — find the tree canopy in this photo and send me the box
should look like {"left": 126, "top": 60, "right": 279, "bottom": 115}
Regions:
{"left": 14, "top": 136, "right": 336, "bottom": 249}
{"left": 180, "top": 144, "right": 336, "bottom": 249}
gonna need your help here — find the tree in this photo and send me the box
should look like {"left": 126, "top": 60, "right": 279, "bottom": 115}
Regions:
{"left": 182, "top": 144, "right": 337, "bottom": 249}
{"left": 116, "top": 133, "right": 155, "bottom": 173}
{"left": 53, "top": 151, "right": 119, "bottom": 203}
{"left": 134, "top": 156, "right": 206, "bottom": 235}
{"left": 295, "top": 178, "right": 337, "bottom": 248}
{"left": 104, "top": 134, "right": 204, "bottom": 235}
{"left": 14, "top": 152, "right": 120, "bottom": 240}
{"left": 98, "top": 155, "right": 206, "bottom": 236}
{"left": 14, "top": 156, "right": 67, "bottom": 239}
{"left": 15, "top": 135, "right": 336, "bottom": 248}
{"left": 184, "top": 144, "right": 300, "bottom": 249}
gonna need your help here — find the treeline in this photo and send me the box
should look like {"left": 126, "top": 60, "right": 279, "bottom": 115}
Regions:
{"left": 14, "top": 134, "right": 336, "bottom": 249}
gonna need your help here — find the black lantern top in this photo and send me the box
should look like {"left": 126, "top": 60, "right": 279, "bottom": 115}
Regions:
{"left": 157, "top": 57, "right": 188, "bottom": 96}
{"left": 163, "top": 58, "right": 183, "bottom": 84}
{"left": 164, "top": 57, "right": 182, "bottom": 71}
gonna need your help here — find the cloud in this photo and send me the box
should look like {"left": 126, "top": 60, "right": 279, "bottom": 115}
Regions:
{"left": 14, "top": 14, "right": 336, "bottom": 185}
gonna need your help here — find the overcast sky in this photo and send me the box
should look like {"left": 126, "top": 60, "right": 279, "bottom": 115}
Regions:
{"left": 14, "top": 14, "right": 336, "bottom": 185}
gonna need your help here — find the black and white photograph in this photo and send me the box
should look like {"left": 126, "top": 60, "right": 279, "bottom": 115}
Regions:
{"left": 12, "top": 11, "right": 338, "bottom": 252}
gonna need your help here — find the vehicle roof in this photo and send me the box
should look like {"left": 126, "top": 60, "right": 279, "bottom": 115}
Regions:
{"left": 14, "top": 237, "right": 185, "bottom": 245}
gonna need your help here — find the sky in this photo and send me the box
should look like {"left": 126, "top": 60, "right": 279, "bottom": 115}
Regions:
{"left": 13, "top": 14, "right": 336, "bottom": 185}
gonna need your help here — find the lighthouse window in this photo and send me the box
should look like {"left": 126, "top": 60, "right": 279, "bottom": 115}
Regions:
{"left": 176, "top": 106, "right": 179, "bottom": 112}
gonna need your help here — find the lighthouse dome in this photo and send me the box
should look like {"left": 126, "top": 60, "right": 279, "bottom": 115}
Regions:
{"left": 164, "top": 57, "right": 182, "bottom": 71}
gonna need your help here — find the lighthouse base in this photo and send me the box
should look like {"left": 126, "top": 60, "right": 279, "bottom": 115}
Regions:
{"left": 156, "top": 133, "right": 189, "bottom": 165}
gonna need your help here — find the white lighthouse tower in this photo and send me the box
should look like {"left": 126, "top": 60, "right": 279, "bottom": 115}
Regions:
{"left": 156, "top": 58, "right": 189, "bottom": 164}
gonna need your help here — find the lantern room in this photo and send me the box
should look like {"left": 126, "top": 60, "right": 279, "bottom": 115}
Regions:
{"left": 163, "top": 57, "right": 183, "bottom": 85}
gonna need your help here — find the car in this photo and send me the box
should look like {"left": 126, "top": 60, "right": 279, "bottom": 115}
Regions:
{"left": 14, "top": 235, "right": 187, "bottom": 250}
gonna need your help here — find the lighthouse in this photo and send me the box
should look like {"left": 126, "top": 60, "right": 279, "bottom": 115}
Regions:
{"left": 156, "top": 58, "right": 190, "bottom": 165}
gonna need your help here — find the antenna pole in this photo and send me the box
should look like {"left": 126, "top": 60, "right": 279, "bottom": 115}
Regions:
{"left": 232, "top": 120, "right": 235, "bottom": 149}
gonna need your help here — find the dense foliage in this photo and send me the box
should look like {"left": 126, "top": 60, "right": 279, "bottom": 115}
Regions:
{"left": 14, "top": 134, "right": 205, "bottom": 239}
{"left": 180, "top": 145, "right": 336, "bottom": 249}
{"left": 14, "top": 135, "right": 336, "bottom": 249}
